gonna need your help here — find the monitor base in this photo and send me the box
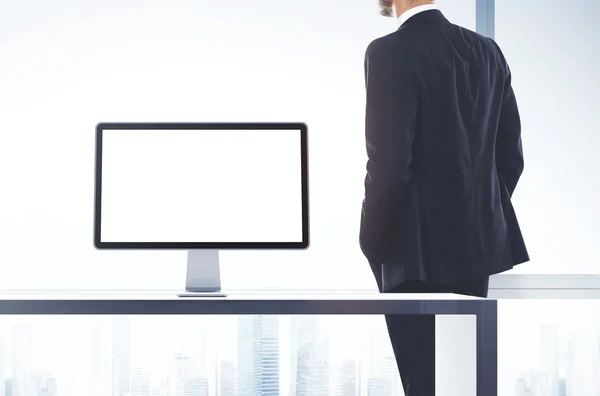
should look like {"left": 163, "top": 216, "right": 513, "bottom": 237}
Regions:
{"left": 177, "top": 292, "right": 228, "bottom": 298}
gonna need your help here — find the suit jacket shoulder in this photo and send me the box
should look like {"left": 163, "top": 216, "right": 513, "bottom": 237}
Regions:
{"left": 365, "top": 30, "right": 412, "bottom": 60}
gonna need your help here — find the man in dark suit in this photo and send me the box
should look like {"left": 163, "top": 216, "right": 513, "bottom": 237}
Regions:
{"left": 359, "top": 0, "right": 529, "bottom": 394}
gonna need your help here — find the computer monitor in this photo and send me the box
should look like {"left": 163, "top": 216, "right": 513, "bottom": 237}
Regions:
{"left": 94, "top": 122, "right": 309, "bottom": 296}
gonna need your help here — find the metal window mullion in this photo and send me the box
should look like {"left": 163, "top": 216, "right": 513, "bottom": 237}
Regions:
{"left": 475, "top": 0, "right": 495, "bottom": 39}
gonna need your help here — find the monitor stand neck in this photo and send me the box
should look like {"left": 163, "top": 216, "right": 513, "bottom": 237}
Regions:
{"left": 179, "top": 250, "right": 227, "bottom": 297}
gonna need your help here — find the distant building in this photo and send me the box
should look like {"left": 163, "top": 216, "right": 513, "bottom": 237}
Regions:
{"left": 290, "top": 316, "right": 329, "bottom": 396}
{"left": 130, "top": 368, "right": 150, "bottom": 396}
{"left": 330, "top": 359, "right": 357, "bottom": 396}
{"left": 112, "top": 316, "right": 131, "bottom": 396}
{"left": 173, "top": 353, "right": 208, "bottom": 396}
{"left": 39, "top": 377, "right": 57, "bottom": 396}
{"left": 11, "top": 323, "right": 32, "bottom": 396}
{"left": 514, "top": 375, "right": 531, "bottom": 396}
{"left": 219, "top": 360, "right": 237, "bottom": 396}
{"left": 237, "top": 315, "right": 279, "bottom": 396}
{"left": 558, "top": 378, "right": 566, "bottom": 396}
{"left": 540, "top": 324, "right": 559, "bottom": 396}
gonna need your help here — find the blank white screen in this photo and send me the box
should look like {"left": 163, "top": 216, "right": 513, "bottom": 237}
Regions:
{"left": 100, "top": 129, "right": 303, "bottom": 243}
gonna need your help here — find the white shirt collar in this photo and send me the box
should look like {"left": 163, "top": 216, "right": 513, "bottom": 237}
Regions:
{"left": 396, "top": 3, "right": 438, "bottom": 27}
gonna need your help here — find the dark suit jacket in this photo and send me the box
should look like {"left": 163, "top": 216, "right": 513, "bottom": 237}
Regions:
{"left": 359, "top": 10, "right": 529, "bottom": 292}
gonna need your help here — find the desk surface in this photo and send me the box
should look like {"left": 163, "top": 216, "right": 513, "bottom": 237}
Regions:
{"left": 0, "top": 290, "right": 494, "bottom": 315}
{"left": 0, "top": 290, "right": 483, "bottom": 300}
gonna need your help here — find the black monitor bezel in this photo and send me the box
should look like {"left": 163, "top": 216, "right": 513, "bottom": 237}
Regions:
{"left": 94, "top": 122, "right": 309, "bottom": 250}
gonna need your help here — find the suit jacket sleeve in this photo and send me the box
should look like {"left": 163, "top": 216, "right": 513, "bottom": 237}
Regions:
{"left": 359, "top": 40, "right": 419, "bottom": 264}
{"left": 490, "top": 39, "right": 524, "bottom": 197}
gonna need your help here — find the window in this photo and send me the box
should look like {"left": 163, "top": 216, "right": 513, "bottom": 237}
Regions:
{"left": 4, "top": 315, "right": 402, "bottom": 396}
{"left": 7, "top": 304, "right": 595, "bottom": 396}
{"left": 497, "top": 300, "right": 600, "bottom": 396}
{"left": 4, "top": 1, "right": 593, "bottom": 292}
{"left": 0, "top": 0, "right": 479, "bottom": 291}
{"left": 494, "top": 0, "right": 600, "bottom": 276}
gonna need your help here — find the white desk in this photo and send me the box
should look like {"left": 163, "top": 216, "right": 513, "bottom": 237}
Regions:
{"left": 0, "top": 290, "right": 496, "bottom": 396}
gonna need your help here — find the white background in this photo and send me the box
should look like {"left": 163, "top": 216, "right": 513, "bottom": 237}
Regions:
{"left": 0, "top": 0, "right": 597, "bottom": 291}
{"left": 0, "top": 0, "right": 477, "bottom": 290}
{"left": 100, "top": 129, "right": 303, "bottom": 243}
{"left": 436, "top": 315, "right": 477, "bottom": 396}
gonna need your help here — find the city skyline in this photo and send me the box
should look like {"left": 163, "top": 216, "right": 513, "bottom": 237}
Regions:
{"left": 2, "top": 309, "right": 600, "bottom": 396}
{"left": 499, "top": 300, "right": 600, "bottom": 396}
{"left": 0, "top": 315, "right": 402, "bottom": 396}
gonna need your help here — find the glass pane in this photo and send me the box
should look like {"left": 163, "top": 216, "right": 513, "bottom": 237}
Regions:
{"left": 0, "top": 0, "right": 480, "bottom": 290}
{"left": 495, "top": 0, "right": 600, "bottom": 274}
{"left": 3, "top": 315, "right": 405, "bottom": 396}
{"left": 499, "top": 300, "right": 600, "bottom": 395}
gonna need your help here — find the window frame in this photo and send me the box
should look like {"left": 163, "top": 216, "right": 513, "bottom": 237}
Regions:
{"left": 342, "top": 275, "right": 600, "bottom": 298}
{"left": 476, "top": 0, "right": 495, "bottom": 38}
{"left": 488, "top": 274, "right": 600, "bottom": 298}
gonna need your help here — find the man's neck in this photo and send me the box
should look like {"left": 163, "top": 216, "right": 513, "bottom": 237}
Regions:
{"left": 395, "top": 2, "right": 437, "bottom": 27}
{"left": 394, "top": 1, "right": 434, "bottom": 19}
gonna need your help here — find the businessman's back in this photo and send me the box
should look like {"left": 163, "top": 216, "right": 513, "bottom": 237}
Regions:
{"left": 359, "top": 8, "right": 529, "bottom": 292}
